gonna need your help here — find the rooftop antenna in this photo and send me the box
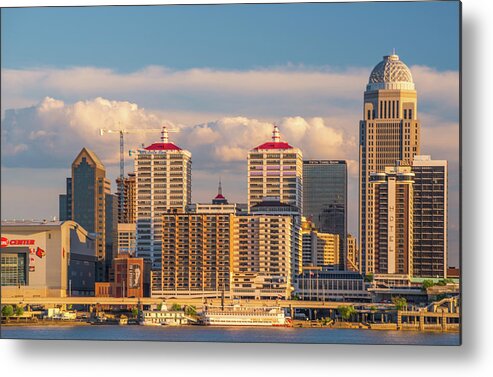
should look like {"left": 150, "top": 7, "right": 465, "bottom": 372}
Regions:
{"left": 272, "top": 125, "right": 281, "bottom": 142}
{"left": 392, "top": 47, "right": 396, "bottom": 55}
{"left": 218, "top": 177, "right": 222, "bottom": 196}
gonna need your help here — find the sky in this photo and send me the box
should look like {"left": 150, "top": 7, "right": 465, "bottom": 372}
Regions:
{"left": 1, "top": 1, "right": 460, "bottom": 266}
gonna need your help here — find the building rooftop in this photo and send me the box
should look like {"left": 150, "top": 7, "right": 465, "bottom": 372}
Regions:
{"left": 143, "top": 126, "right": 183, "bottom": 151}
{"left": 144, "top": 142, "right": 182, "bottom": 151}
{"left": 367, "top": 53, "right": 415, "bottom": 91}
{"left": 252, "top": 125, "right": 295, "bottom": 151}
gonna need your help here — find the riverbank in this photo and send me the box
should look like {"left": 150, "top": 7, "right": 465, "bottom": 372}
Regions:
{"left": 1, "top": 319, "right": 459, "bottom": 332}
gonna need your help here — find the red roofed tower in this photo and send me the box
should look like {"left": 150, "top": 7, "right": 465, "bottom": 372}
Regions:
{"left": 132, "top": 126, "right": 192, "bottom": 272}
{"left": 247, "top": 125, "right": 303, "bottom": 213}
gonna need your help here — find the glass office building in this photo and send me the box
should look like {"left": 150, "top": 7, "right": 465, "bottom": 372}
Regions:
{"left": 302, "top": 160, "right": 347, "bottom": 269}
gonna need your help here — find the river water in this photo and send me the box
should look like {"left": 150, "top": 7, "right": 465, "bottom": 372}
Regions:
{"left": 1, "top": 325, "right": 460, "bottom": 345}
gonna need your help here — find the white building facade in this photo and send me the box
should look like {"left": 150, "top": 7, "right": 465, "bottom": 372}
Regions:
{"left": 132, "top": 128, "right": 192, "bottom": 269}
{"left": 247, "top": 126, "right": 303, "bottom": 213}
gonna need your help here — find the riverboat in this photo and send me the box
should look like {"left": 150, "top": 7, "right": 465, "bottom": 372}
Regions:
{"left": 200, "top": 305, "right": 291, "bottom": 327}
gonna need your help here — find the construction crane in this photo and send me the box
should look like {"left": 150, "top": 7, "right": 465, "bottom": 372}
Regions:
{"left": 99, "top": 124, "right": 179, "bottom": 220}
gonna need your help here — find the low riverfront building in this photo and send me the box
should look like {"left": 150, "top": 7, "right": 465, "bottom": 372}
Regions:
{"left": 1, "top": 220, "right": 96, "bottom": 298}
{"left": 296, "top": 270, "right": 371, "bottom": 302}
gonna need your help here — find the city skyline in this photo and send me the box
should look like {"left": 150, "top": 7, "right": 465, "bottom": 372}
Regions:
{"left": 1, "top": 2, "right": 460, "bottom": 267}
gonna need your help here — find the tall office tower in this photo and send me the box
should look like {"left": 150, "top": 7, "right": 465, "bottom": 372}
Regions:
{"left": 303, "top": 160, "right": 347, "bottom": 269}
{"left": 133, "top": 129, "right": 192, "bottom": 269}
{"left": 152, "top": 212, "right": 233, "bottom": 297}
{"left": 359, "top": 53, "right": 421, "bottom": 275}
{"left": 346, "top": 234, "right": 359, "bottom": 272}
{"left": 59, "top": 178, "right": 72, "bottom": 221}
{"left": 370, "top": 165, "right": 414, "bottom": 276}
{"left": 412, "top": 155, "right": 448, "bottom": 278}
{"left": 232, "top": 214, "right": 294, "bottom": 300}
{"left": 71, "top": 148, "right": 112, "bottom": 281}
{"left": 248, "top": 125, "right": 303, "bottom": 213}
{"left": 116, "top": 172, "right": 136, "bottom": 224}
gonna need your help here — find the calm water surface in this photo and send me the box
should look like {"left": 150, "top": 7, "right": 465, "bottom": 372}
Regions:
{"left": 1, "top": 325, "right": 460, "bottom": 345}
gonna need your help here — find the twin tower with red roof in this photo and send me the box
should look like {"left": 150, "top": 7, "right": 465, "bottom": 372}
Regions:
{"left": 133, "top": 124, "right": 302, "bottom": 268}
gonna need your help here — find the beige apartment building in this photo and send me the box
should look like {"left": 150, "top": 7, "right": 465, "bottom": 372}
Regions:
{"left": 151, "top": 212, "right": 233, "bottom": 298}
{"left": 116, "top": 223, "right": 136, "bottom": 257}
{"left": 232, "top": 214, "right": 294, "bottom": 300}
{"left": 359, "top": 54, "right": 421, "bottom": 275}
{"left": 301, "top": 227, "right": 340, "bottom": 268}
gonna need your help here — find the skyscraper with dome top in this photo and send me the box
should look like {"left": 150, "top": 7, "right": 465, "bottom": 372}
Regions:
{"left": 359, "top": 53, "right": 421, "bottom": 275}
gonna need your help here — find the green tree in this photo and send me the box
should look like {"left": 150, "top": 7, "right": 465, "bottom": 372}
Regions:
{"left": 184, "top": 305, "right": 197, "bottom": 316}
{"left": 157, "top": 303, "right": 163, "bottom": 311}
{"left": 364, "top": 274, "right": 374, "bottom": 283}
{"left": 422, "top": 280, "right": 435, "bottom": 290}
{"left": 131, "top": 307, "right": 139, "bottom": 318}
{"left": 171, "top": 304, "right": 182, "bottom": 311}
{"left": 15, "top": 306, "right": 24, "bottom": 316}
{"left": 392, "top": 297, "right": 407, "bottom": 311}
{"left": 337, "top": 305, "right": 356, "bottom": 322}
{"left": 2, "top": 305, "right": 14, "bottom": 318}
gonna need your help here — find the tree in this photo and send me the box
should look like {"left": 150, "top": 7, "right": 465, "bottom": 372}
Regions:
{"left": 364, "top": 274, "right": 374, "bottom": 283}
{"left": 131, "top": 307, "right": 139, "bottom": 318}
{"left": 422, "top": 280, "right": 435, "bottom": 290}
{"left": 171, "top": 304, "right": 182, "bottom": 311}
{"left": 337, "top": 305, "right": 356, "bottom": 322}
{"left": 15, "top": 306, "right": 24, "bottom": 316}
{"left": 184, "top": 305, "right": 197, "bottom": 316}
{"left": 2, "top": 305, "right": 14, "bottom": 318}
{"left": 392, "top": 296, "right": 407, "bottom": 311}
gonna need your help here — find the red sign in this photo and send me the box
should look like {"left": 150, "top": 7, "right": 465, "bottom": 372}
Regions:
{"left": 36, "top": 247, "right": 46, "bottom": 259}
{"left": 0, "top": 237, "right": 35, "bottom": 248}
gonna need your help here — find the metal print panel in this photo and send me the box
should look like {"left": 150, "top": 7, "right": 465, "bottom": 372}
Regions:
{"left": 0, "top": 0, "right": 461, "bottom": 345}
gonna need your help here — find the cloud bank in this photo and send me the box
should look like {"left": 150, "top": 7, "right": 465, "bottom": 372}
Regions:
{"left": 1, "top": 63, "right": 459, "bottom": 265}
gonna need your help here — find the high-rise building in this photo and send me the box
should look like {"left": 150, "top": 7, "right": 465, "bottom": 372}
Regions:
{"left": 250, "top": 198, "right": 302, "bottom": 282}
{"left": 359, "top": 53, "right": 421, "bottom": 275}
{"left": 232, "top": 214, "right": 294, "bottom": 300}
{"left": 412, "top": 155, "right": 448, "bottom": 278}
{"left": 247, "top": 125, "right": 303, "bottom": 213}
{"left": 153, "top": 212, "right": 233, "bottom": 297}
{"left": 370, "top": 165, "right": 414, "bottom": 276}
{"left": 116, "top": 172, "right": 136, "bottom": 224}
{"left": 132, "top": 128, "right": 192, "bottom": 269}
{"left": 303, "top": 160, "right": 347, "bottom": 268}
{"left": 58, "top": 178, "right": 72, "bottom": 221}
{"left": 69, "top": 148, "right": 112, "bottom": 281}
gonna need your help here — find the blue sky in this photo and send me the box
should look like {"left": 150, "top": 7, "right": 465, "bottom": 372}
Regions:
{"left": 1, "top": 1, "right": 460, "bottom": 265}
{"left": 2, "top": 2, "right": 459, "bottom": 72}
